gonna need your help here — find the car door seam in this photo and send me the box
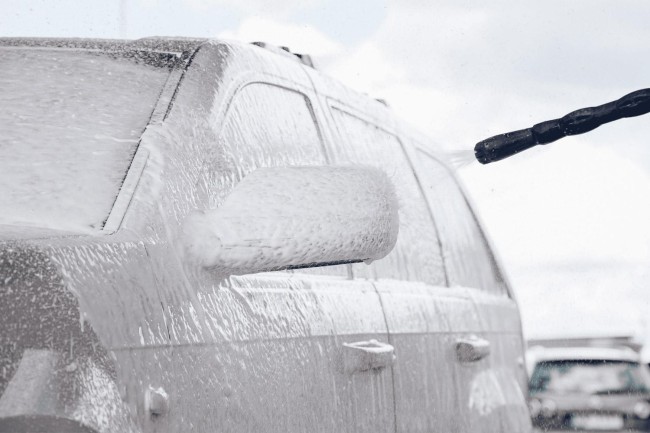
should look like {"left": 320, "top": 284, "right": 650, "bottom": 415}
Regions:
{"left": 372, "top": 280, "right": 398, "bottom": 433}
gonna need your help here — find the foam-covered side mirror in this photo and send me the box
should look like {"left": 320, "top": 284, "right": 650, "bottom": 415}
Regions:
{"left": 182, "top": 165, "right": 399, "bottom": 276}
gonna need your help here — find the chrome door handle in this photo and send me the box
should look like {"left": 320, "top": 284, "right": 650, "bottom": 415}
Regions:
{"left": 340, "top": 339, "right": 396, "bottom": 373}
{"left": 456, "top": 335, "right": 491, "bottom": 362}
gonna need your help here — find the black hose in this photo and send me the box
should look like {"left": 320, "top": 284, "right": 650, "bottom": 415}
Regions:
{"left": 474, "top": 88, "right": 650, "bottom": 164}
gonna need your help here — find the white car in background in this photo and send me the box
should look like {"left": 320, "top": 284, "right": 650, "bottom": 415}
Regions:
{"left": 528, "top": 347, "right": 650, "bottom": 431}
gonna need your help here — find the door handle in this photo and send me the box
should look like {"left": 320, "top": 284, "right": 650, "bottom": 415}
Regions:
{"left": 456, "top": 335, "right": 491, "bottom": 362}
{"left": 340, "top": 339, "right": 396, "bottom": 374}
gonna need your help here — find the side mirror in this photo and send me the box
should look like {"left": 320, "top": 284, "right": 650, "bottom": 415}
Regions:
{"left": 182, "top": 165, "right": 399, "bottom": 276}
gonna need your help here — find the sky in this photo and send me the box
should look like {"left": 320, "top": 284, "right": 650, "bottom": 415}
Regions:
{"left": 3, "top": 0, "right": 650, "bottom": 340}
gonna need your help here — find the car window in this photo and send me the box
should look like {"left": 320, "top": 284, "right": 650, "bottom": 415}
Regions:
{"left": 207, "top": 83, "right": 346, "bottom": 276}
{"left": 414, "top": 149, "right": 506, "bottom": 294}
{"left": 0, "top": 48, "right": 171, "bottom": 232}
{"left": 327, "top": 107, "right": 445, "bottom": 285}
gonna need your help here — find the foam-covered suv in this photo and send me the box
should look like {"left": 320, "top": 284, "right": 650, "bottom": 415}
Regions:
{"left": 0, "top": 38, "right": 531, "bottom": 433}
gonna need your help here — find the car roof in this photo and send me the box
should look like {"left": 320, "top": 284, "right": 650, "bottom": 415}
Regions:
{"left": 0, "top": 36, "right": 206, "bottom": 54}
{"left": 529, "top": 346, "right": 640, "bottom": 364}
{"left": 0, "top": 37, "right": 322, "bottom": 72}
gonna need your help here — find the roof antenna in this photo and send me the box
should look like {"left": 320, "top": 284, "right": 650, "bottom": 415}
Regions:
{"left": 474, "top": 88, "right": 650, "bottom": 164}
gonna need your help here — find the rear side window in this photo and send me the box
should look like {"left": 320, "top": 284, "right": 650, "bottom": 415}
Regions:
{"left": 206, "top": 83, "right": 346, "bottom": 276}
{"left": 328, "top": 107, "right": 445, "bottom": 285}
{"left": 414, "top": 149, "right": 505, "bottom": 294}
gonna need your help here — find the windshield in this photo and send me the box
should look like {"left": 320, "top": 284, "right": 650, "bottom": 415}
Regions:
{"left": 0, "top": 47, "right": 171, "bottom": 232}
{"left": 530, "top": 359, "right": 650, "bottom": 395}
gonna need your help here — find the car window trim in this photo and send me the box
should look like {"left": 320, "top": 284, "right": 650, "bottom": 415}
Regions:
{"left": 102, "top": 63, "right": 188, "bottom": 234}
{"left": 414, "top": 146, "right": 516, "bottom": 299}
{"left": 325, "top": 102, "right": 449, "bottom": 285}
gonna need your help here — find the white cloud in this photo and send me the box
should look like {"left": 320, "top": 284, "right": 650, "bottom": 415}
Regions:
{"left": 350, "top": 1, "right": 650, "bottom": 149}
{"left": 324, "top": 41, "right": 405, "bottom": 93}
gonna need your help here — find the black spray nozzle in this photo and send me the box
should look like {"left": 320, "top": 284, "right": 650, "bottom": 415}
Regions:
{"left": 474, "top": 88, "right": 650, "bottom": 164}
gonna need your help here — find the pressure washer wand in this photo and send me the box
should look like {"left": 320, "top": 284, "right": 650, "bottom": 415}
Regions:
{"left": 474, "top": 88, "right": 650, "bottom": 164}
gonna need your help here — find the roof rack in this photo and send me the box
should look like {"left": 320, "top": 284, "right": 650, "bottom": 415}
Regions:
{"left": 249, "top": 41, "right": 390, "bottom": 106}
{"left": 251, "top": 41, "right": 316, "bottom": 69}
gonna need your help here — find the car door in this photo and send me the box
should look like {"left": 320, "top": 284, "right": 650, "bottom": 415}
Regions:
{"left": 323, "top": 104, "right": 465, "bottom": 431}
{"left": 160, "top": 73, "right": 395, "bottom": 432}
{"left": 321, "top": 98, "right": 531, "bottom": 432}
{"left": 410, "top": 146, "right": 531, "bottom": 432}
